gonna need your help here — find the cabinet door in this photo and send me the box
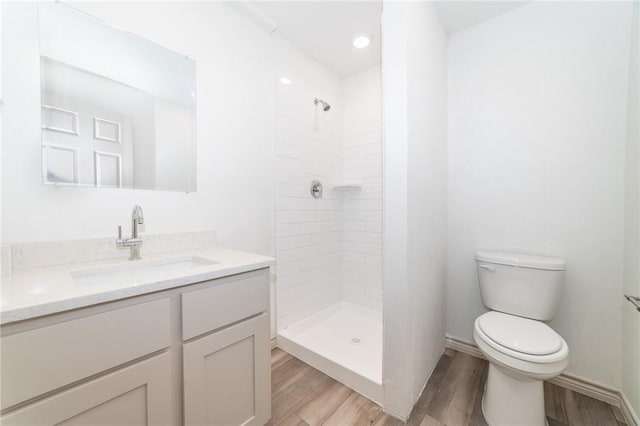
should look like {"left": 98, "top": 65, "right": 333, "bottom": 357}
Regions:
{"left": 1, "top": 353, "right": 172, "bottom": 426}
{"left": 183, "top": 314, "right": 270, "bottom": 426}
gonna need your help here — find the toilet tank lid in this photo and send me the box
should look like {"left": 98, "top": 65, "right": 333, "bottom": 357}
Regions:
{"left": 475, "top": 251, "right": 566, "bottom": 271}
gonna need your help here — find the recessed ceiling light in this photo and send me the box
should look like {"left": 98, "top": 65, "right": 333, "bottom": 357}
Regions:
{"left": 352, "top": 36, "right": 371, "bottom": 49}
{"left": 280, "top": 77, "right": 292, "bottom": 85}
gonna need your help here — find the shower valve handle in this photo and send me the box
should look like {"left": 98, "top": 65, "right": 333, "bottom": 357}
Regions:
{"left": 310, "top": 180, "right": 323, "bottom": 199}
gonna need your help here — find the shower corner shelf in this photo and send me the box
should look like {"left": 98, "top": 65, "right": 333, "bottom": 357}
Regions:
{"left": 331, "top": 183, "right": 363, "bottom": 191}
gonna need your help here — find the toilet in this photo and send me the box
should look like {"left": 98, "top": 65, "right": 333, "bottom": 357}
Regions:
{"left": 473, "top": 251, "right": 569, "bottom": 426}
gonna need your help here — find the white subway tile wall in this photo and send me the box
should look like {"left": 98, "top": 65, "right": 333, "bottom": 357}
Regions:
{"left": 275, "top": 66, "right": 382, "bottom": 330}
{"left": 275, "top": 73, "right": 344, "bottom": 330}
{"left": 341, "top": 66, "right": 383, "bottom": 310}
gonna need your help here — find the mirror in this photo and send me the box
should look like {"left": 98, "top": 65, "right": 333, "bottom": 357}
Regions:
{"left": 39, "top": 2, "right": 197, "bottom": 192}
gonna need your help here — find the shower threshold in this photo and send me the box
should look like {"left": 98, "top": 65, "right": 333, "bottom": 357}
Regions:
{"left": 277, "top": 301, "right": 383, "bottom": 404}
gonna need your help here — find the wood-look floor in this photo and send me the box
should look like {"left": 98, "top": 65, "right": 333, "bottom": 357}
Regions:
{"left": 268, "top": 347, "right": 627, "bottom": 426}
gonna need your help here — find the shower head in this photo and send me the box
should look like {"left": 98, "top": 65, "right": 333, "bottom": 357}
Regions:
{"left": 314, "top": 97, "right": 331, "bottom": 111}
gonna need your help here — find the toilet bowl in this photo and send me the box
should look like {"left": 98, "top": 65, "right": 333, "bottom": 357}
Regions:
{"left": 474, "top": 312, "right": 569, "bottom": 426}
{"left": 474, "top": 251, "right": 568, "bottom": 426}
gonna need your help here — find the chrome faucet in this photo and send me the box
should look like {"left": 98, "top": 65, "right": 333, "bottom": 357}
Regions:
{"left": 116, "top": 205, "right": 144, "bottom": 260}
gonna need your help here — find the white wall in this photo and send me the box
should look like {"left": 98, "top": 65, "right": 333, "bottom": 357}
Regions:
{"left": 0, "top": 1, "right": 3, "bottom": 274}
{"left": 342, "top": 65, "right": 383, "bottom": 311}
{"left": 274, "top": 68, "right": 344, "bottom": 330}
{"left": 382, "top": 1, "right": 447, "bottom": 419}
{"left": 447, "top": 0, "right": 633, "bottom": 391}
{"left": 623, "top": 1, "right": 640, "bottom": 419}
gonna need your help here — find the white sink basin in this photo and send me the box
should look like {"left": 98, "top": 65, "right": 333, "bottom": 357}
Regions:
{"left": 71, "top": 255, "right": 217, "bottom": 286}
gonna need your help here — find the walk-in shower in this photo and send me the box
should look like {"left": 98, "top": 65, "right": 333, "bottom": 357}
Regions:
{"left": 275, "top": 64, "right": 383, "bottom": 403}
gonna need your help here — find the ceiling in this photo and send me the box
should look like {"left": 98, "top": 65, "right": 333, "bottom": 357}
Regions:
{"left": 249, "top": 1, "right": 382, "bottom": 78}
{"left": 240, "top": 1, "right": 530, "bottom": 79}
{"left": 434, "top": 1, "right": 530, "bottom": 34}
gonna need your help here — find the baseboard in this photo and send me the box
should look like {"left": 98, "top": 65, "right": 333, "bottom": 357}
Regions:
{"left": 622, "top": 393, "right": 640, "bottom": 426}
{"left": 549, "top": 373, "right": 639, "bottom": 426}
{"left": 382, "top": 406, "right": 409, "bottom": 423}
{"left": 271, "top": 336, "right": 277, "bottom": 349}
{"left": 445, "top": 334, "right": 485, "bottom": 359}
{"left": 445, "top": 335, "right": 639, "bottom": 426}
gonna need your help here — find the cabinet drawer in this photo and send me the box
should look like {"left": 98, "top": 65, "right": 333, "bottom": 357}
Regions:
{"left": 1, "top": 352, "right": 172, "bottom": 426}
{"left": 1, "top": 298, "right": 171, "bottom": 410}
{"left": 181, "top": 269, "right": 268, "bottom": 341}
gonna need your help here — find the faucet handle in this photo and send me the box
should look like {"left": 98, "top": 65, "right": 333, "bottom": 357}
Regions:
{"left": 117, "top": 225, "right": 122, "bottom": 239}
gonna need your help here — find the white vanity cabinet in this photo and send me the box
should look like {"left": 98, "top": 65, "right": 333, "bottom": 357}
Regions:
{"left": 0, "top": 268, "right": 271, "bottom": 426}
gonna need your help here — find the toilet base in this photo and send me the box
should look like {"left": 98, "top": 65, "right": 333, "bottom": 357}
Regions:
{"left": 482, "top": 363, "right": 547, "bottom": 426}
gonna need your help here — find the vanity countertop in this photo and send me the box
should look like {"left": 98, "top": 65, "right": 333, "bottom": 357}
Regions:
{"left": 0, "top": 247, "right": 274, "bottom": 325}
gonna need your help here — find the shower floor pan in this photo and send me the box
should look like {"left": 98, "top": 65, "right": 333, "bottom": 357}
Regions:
{"left": 277, "top": 302, "right": 383, "bottom": 404}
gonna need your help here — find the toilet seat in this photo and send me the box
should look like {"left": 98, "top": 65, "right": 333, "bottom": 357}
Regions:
{"left": 477, "top": 311, "right": 562, "bottom": 356}
{"left": 473, "top": 312, "right": 569, "bottom": 379}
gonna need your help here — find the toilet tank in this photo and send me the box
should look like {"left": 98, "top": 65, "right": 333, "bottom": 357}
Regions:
{"left": 475, "top": 251, "right": 566, "bottom": 321}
